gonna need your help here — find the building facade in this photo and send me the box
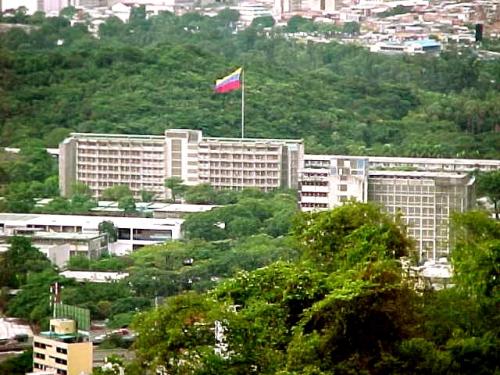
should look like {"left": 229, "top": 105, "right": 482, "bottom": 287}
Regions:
{"left": 30, "top": 319, "right": 92, "bottom": 375}
{"left": 299, "top": 155, "right": 478, "bottom": 261}
{"left": 0, "top": 213, "right": 183, "bottom": 255}
{"left": 59, "top": 129, "right": 304, "bottom": 199}
{"left": 300, "top": 155, "right": 368, "bottom": 211}
{"left": 368, "top": 171, "right": 475, "bottom": 261}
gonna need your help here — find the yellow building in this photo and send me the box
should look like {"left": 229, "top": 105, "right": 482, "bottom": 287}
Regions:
{"left": 29, "top": 318, "right": 92, "bottom": 375}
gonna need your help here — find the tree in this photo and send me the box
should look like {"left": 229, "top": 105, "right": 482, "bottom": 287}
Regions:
{"left": 342, "top": 21, "right": 360, "bottom": 35}
{"left": 476, "top": 170, "right": 500, "bottom": 219}
{"left": 0, "top": 236, "right": 52, "bottom": 288}
{"left": 140, "top": 190, "right": 155, "bottom": 203}
{"left": 2, "top": 182, "right": 35, "bottom": 213}
{"left": 99, "top": 220, "right": 118, "bottom": 242}
{"left": 451, "top": 211, "right": 499, "bottom": 300}
{"left": 102, "top": 185, "right": 134, "bottom": 201}
{"left": 164, "top": 177, "right": 187, "bottom": 203}
{"left": 293, "top": 202, "right": 411, "bottom": 271}
{"left": 184, "top": 183, "right": 217, "bottom": 204}
{"left": 118, "top": 196, "right": 136, "bottom": 213}
{"left": 0, "top": 349, "right": 33, "bottom": 375}
{"left": 59, "top": 6, "right": 77, "bottom": 19}
{"left": 251, "top": 16, "right": 275, "bottom": 29}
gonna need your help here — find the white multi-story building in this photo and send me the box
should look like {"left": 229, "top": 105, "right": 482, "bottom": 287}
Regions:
{"left": 300, "top": 155, "right": 368, "bottom": 211}
{"left": 59, "top": 129, "right": 304, "bottom": 199}
{"left": 299, "top": 154, "right": 481, "bottom": 261}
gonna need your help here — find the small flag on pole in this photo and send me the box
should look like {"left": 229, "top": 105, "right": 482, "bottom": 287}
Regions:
{"left": 215, "top": 68, "right": 242, "bottom": 93}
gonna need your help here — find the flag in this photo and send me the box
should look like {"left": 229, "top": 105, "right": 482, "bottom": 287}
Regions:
{"left": 215, "top": 68, "right": 242, "bottom": 93}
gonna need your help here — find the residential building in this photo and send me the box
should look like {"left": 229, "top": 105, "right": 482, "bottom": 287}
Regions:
{"left": 0, "top": 213, "right": 183, "bottom": 255}
{"left": 29, "top": 318, "right": 92, "bottom": 375}
{"left": 59, "top": 129, "right": 304, "bottom": 199}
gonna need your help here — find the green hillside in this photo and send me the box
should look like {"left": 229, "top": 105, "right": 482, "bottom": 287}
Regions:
{"left": 0, "top": 10, "right": 499, "bottom": 158}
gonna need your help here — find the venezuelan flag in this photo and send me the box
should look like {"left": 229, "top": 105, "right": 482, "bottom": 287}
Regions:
{"left": 215, "top": 68, "right": 242, "bottom": 93}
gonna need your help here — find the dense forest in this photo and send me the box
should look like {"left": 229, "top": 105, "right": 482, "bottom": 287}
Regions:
{"left": 0, "top": 9, "right": 499, "bottom": 158}
{"left": 131, "top": 204, "right": 500, "bottom": 374}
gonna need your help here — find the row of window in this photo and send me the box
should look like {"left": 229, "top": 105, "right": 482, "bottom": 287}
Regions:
{"left": 301, "top": 203, "right": 329, "bottom": 208}
{"left": 301, "top": 192, "right": 328, "bottom": 197}
{"left": 199, "top": 162, "right": 279, "bottom": 169}
{"left": 205, "top": 178, "right": 280, "bottom": 185}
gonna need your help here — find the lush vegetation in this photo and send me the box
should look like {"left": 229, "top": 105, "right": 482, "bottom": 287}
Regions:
{"left": 130, "top": 204, "right": 499, "bottom": 374}
{"left": 0, "top": 9, "right": 499, "bottom": 160}
{"left": 0, "top": 190, "right": 300, "bottom": 331}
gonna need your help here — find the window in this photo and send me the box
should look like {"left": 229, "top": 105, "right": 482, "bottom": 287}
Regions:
{"left": 339, "top": 184, "right": 348, "bottom": 192}
{"left": 118, "top": 228, "right": 131, "bottom": 240}
{"left": 56, "top": 347, "right": 67, "bottom": 354}
{"left": 55, "top": 357, "right": 67, "bottom": 365}
{"left": 133, "top": 229, "right": 172, "bottom": 241}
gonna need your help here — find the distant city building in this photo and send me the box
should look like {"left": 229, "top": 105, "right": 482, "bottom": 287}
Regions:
{"left": 370, "top": 39, "right": 441, "bottom": 54}
{"left": 0, "top": 226, "right": 108, "bottom": 268}
{"left": 59, "top": 129, "right": 304, "bottom": 199}
{"left": 235, "top": 1, "right": 273, "bottom": 26}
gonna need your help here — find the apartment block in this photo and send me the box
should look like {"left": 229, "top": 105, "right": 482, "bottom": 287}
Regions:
{"left": 30, "top": 319, "right": 92, "bottom": 375}
{"left": 59, "top": 129, "right": 303, "bottom": 199}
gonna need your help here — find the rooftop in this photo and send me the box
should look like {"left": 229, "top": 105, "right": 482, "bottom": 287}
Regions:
{"left": 0, "top": 213, "right": 183, "bottom": 230}
{"left": 59, "top": 271, "right": 129, "bottom": 283}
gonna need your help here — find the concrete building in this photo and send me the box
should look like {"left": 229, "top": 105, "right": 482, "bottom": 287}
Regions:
{"left": 0, "top": 213, "right": 183, "bottom": 255}
{"left": 300, "top": 155, "right": 368, "bottom": 211}
{"left": 29, "top": 319, "right": 92, "bottom": 375}
{"left": 59, "top": 129, "right": 303, "bottom": 199}
{"left": 299, "top": 155, "right": 479, "bottom": 261}
{"left": 368, "top": 171, "right": 475, "bottom": 261}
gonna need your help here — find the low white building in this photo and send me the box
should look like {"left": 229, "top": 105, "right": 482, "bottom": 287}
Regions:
{"left": 59, "top": 271, "right": 129, "bottom": 283}
{"left": 0, "top": 213, "right": 183, "bottom": 256}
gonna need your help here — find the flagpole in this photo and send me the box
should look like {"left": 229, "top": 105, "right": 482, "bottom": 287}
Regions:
{"left": 241, "top": 68, "right": 245, "bottom": 139}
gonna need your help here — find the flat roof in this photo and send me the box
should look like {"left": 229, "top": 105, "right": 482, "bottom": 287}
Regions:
{"left": 369, "top": 170, "right": 470, "bottom": 178}
{"left": 304, "top": 154, "right": 500, "bottom": 166}
{"left": 0, "top": 213, "right": 183, "bottom": 230}
{"left": 92, "top": 202, "right": 218, "bottom": 213}
{"left": 60, "top": 271, "right": 129, "bottom": 283}
{"left": 69, "top": 132, "right": 165, "bottom": 141}
{"left": 202, "top": 137, "right": 303, "bottom": 144}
